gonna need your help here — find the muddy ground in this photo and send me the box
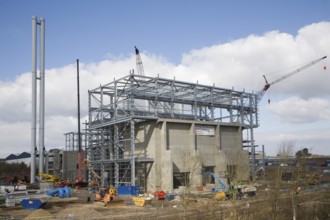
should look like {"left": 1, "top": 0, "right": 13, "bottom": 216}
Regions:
{"left": 1, "top": 185, "right": 330, "bottom": 220}
{"left": 0, "top": 189, "right": 204, "bottom": 220}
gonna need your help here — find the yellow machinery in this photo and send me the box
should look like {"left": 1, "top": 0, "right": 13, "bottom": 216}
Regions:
{"left": 38, "top": 173, "right": 60, "bottom": 185}
{"left": 214, "top": 191, "right": 226, "bottom": 200}
{"left": 132, "top": 196, "right": 152, "bottom": 207}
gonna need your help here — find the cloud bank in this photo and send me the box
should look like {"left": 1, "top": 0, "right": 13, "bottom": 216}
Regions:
{"left": 268, "top": 97, "right": 330, "bottom": 123}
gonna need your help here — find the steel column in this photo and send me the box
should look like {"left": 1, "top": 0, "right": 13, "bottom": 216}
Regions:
{"left": 31, "top": 16, "right": 37, "bottom": 184}
{"left": 39, "top": 17, "right": 45, "bottom": 173}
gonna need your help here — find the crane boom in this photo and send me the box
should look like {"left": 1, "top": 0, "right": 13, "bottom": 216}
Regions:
{"left": 210, "top": 172, "right": 227, "bottom": 191}
{"left": 84, "top": 159, "right": 101, "bottom": 180}
{"left": 257, "top": 56, "right": 327, "bottom": 103}
{"left": 135, "top": 46, "right": 145, "bottom": 76}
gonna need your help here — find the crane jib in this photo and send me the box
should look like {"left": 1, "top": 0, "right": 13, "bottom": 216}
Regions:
{"left": 257, "top": 55, "right": 327, "bottom": 103}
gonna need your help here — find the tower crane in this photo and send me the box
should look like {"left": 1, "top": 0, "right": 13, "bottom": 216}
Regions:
{"left": 256, "top": 56, "right": 327, "bottom": 103}
{"left": 135, "top": 46, "right": 145, "bottom": 76}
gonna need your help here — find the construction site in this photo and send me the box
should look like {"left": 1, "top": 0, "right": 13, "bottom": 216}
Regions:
{"left": 47, "top": 52, "right": 327, "bottom": 194}
{"left": 0, "top": 16, "right": 330, "bottom": 220}
{"left": 43, "top": 43, "right": 265, "bottom": 192}
{"left": 84, "top": 71, "right": 256, "bottom": 190}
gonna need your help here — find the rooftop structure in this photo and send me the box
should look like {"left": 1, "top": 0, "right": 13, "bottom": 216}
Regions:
{"left": 88, "top": 73, "right": 259, "bottom": 128}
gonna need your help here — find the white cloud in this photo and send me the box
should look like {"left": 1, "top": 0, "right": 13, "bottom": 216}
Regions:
{"left": 178, "top": 30, "right": 299, "bottom": 90}
{"left": 0, "top": 73, "right": 31, "bottom": 122}
{"left": 44, "top": 115, "right": 82, "bottom": 148}
{"left": 176, "top": 22, "right": 330, "bottom": 95}
{"left": 268, "top": 97, "right": 330, "bottom": 123}
{"left": 255, "top": 127, "right": 330, "bottom": 156}
{"left": 0, "top": 21, "right": 330, "bottom": 158}
{"left": 0, "top": 120, "right": 30, "bottom": 156}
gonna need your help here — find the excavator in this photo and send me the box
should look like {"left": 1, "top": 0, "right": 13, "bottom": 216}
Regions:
{"left": 83, "top": 160, "right": 120, "bottom": 206}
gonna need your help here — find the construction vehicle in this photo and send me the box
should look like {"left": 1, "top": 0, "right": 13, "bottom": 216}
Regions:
{"left": 256, "top": 56, "right": 327, "bottom": 103}
{"left": 209, "top": 172, "right": 257, "bottom": 199}
{"left": 210, "top": 172, "right": 228, "bottom": 192}
{"left": 94, "top": 187, "right": 118, "bottom": 206}
{"left": 154, "top": 190, "right": 166, "bottom": 200}
{"left": 38, "top": 173, "right": 60, "bottom": 185}
{"left": 209, "top": 172, "right": 228, "bottom": 199}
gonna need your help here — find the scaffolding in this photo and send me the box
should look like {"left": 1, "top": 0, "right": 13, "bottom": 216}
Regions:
{"left": 87, "top": 73, "right": 259, "bottom": 187}
{"left": 64, "top": 132, "right": 88, "bottom": 151}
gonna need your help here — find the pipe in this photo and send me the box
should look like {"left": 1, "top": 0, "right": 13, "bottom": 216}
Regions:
{"left": 39, "top": 17, "right": 45, "bottom": 173}
{"left": 58, "top": 187, "right": 64, "bottom": 198}
{"left": 64, "top": 187, "right": 71, "bottom": 197}
{"left": 31, "top": 16, "right": 37, "bottom": 184}
{"left": 47, "top": 188, "right": 60, "bottom": 196}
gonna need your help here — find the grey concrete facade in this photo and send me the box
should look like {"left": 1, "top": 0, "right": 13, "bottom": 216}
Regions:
{"left": 135, "top": 119, "right": 249, "bottom": 192}
{"left": 47, "top": 149, "right": 80, "bottom": 182}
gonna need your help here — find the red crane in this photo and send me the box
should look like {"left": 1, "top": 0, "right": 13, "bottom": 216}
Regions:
{"left": 257, "top": 56, "right": 327, "bottom": 103}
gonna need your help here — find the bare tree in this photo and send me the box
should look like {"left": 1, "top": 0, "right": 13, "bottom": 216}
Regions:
{"left": 180, "top": 149, "right": 202, "bottom": 193}
{"left": 268, "top": 166, "right": 282, "bottom": 220}
{"left": 178, "top": 148, "right": 202, "bottom": 219}
{"left": 228, "top": 152, "right": 251, "bottom": 220}
{"left": 267, "top": 138, "right": 298, "bottom": 220}
{"left": 277, "top": 138, "right": 296, "bottom": 158}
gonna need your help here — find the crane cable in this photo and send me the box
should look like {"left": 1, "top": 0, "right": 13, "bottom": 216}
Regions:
{"left": 323, "top": 58, "right": 327, "bottom": 71}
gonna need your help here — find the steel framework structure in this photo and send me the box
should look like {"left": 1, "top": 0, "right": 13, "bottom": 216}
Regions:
{"left": 87, "top": 73, "right": 260, "bottom": 187}
{"left": 64, "top": 132, "right": 88, "bottom": 151}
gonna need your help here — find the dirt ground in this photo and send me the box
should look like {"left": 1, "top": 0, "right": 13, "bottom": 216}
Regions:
{"left": 0, "top": 189, "right": 190, "bottom": 220}
{"left": 0, "top": 188, "right": 237, "bottom": 220}
{"left": 1, "top": 184, "right": 330, "bottom": 220}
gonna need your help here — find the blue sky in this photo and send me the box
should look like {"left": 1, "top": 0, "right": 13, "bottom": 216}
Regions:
{"left": 1, "top": 0, "right": 329, "bottom": 79}
{"left": 0, "top": 0, "right": 330, "bottom": 158}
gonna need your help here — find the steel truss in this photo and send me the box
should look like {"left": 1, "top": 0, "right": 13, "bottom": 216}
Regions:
{"left": 87, "top": 73, "right": 259, "bottom": 187}
{"left": 64, "top": 132, "right": 88, "bottom": 151}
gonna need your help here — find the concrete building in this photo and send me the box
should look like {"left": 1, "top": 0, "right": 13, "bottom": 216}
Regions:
{"left": 132, "top": 119, "right": 249, "bottom": 192}
{"left": 47, "top": 130, "right": 88, "bottom": 182}
{"left": 86, "top": 73, "right": 259, "bottom": 193}
{"left": 47, "top": 149, "right": 84, "bottom": 182}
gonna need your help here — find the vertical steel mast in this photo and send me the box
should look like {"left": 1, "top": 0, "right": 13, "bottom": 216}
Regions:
{"left": 31, "top": 16, "right": 46, "bottom": 183}
{"left": 31, "top": 16, "right": 37, "bottom": 184}
{"left": 77, "top": 59, "right": 84, "bottom": 181}
{"left": 39, "top": 18, "right": 45, "bottom": 174}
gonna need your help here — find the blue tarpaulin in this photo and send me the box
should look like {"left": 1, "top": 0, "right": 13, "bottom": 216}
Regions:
{"left": 21, "top": 199, "right": 47, "bottom": 209}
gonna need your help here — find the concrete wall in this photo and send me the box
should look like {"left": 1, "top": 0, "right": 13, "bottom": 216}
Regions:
{"left": 135, "top": 119, "right": 249, "bottom": 193}
{"left": 62, "top": 151, "right": 79, "bottom": 181}
{"left": 219, "top": 126, "right": 249, "bottom": 181}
